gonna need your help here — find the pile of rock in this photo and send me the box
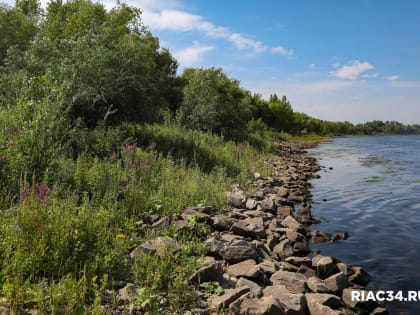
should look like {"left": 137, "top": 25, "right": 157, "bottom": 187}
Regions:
{"left": 117, "top": 141, "right": 388, "bottom": 314}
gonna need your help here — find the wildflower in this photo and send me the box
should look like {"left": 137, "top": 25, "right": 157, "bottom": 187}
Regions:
{"left": 110, "top": 152, "right": 119, "bottom": 160}
{"left": 20, "top": 187, "right": 32, "bottom": 201}
{"left": 0, "top": 154, "right": 6, "bottom": 168}
{"left": 116, "top": 233, "right": 127, "bottom": 239}
{"left": 134, "top": 157, "right": 147, "bottom": 166}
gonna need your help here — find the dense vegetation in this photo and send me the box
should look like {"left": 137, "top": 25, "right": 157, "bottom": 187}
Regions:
{"left": 0, "top": 0, "right": 419, "bottom": 313}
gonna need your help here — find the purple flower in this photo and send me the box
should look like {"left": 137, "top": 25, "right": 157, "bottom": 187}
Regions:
{"left": 0, "top": 155, "right": 6, "bottom": 168}
{"left": 38, "top": 183, "right": 51, "bottom": 198}
{"left": 20, "top": 187, "right": 31, "bottom": 200}
{"left": 110, "top": 152, "right": 119, "bottom": 160}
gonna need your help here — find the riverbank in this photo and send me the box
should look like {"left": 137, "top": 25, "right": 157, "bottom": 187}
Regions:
{"left": 110, "top": 141, "right": 388, "bottom": 314}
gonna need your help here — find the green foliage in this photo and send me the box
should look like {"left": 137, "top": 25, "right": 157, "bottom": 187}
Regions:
{"left": 0, "top": 3, "right": 38, "bottom": 65}
{"left": 178, "top": 67, "right": 252, "bottom": 140}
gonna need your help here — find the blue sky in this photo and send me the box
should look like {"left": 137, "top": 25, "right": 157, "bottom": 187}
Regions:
{"left": 4, "top": 0, "right": 420, "bottom": 124}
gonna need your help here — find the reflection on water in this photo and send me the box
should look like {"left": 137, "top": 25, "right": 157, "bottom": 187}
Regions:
{"left": 307, "top": 135, "right": 420, "bottom": 315}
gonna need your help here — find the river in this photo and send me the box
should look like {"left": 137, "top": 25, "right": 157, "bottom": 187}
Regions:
{"left": 307, "top": 135, "right": 420, "bottom": 315}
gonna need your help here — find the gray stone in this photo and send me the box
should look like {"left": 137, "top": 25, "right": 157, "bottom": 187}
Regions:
{"left": 306, "top": 293, "right": 343, "bottom": 315}
{"left": 297, "top": 265, "right": 317, "bottom": 278}
{"left": 315, "top": 256, "right": 338, "bottom": 279}
{"left": 208, "top": 286, "right": 250, "bottom": 310}
{"left": 228, "top": 191, "right": 246, "bottom": 207}
{"left": 285, "top": 256, "right": 312, "bottom": 267}
{"left": 130, "top": 236, "right": 178, "bottom": 258}
{"left": 246, "top": 198, "right": 258, "bottom": 210}
{"left": 272, "top": 239, "right": 294, "bottom": 259}
{"left": 277, "top": 206, "right": 293, "bottom": 217}
{"left": 204, "top": 237, "right": 224, "bottom": 256}
{"left": 229, "top": 293, "right": 283, "bottom": 315}
{"left": 275, "top": 186, "right": 289, "bottom": 198}
{"left": 258, "top": 259, "right": 278, "bottom": 275}
{"left": 348, "top": 266, "right": 371, "bottom": 286}
{"left": 307, "top": 277, "right": 332, "bottom": 293}
{"left": 282, "top": 215, "right": 304, "bottom": 231}
{"left": 270, "top": 270, "right": 307, "bottom": 294}
{"left": 324, "top": 272, "right": 349, "bottom": 293}
{"left": 226, "top": 259, "right": 262, "bottom": 279}
{"left": 342, "top": 288, "right": 377, "bottom": 311}
{"left": 230, "top": 217, "right": 266, "bottom": 238}
{"left": 211, "top": 215, "right": 233, "bottom": 231}
{"left": 220, "top": 245, "right": 258, "bottom": 263}
{"left": 236, "top": 278, "right": 263, "bottom": 297}
{"left": 189, "top": 261, "right": 223, "bottom": 284}
{"left": 263, "top": 285, "right": 307, "bottom": 315}
{"left": 337, "top": 262, "right": 354, "bottom": 277}
{"left": 118, "top": 283, "right": 137, "bottom": 302}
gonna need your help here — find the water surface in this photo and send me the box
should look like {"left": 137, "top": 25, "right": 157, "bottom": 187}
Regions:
{"left": 307, "top": 135, "right": 420, "bottom": 315}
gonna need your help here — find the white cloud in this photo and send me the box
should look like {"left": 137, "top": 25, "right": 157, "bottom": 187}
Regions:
{"left": 308, "top": 63, "right": 316, "bottom": 70}
{"left": 385, "top": 75, "right": 400, "bottom": 81}
{"left": 139, "top": 6, "right": 291, "bottom": 55}
{"left": 229, "top": 33, "right": 268, "bottom": 53}
{"left": 173, "top": 43, "right": 214, "bottom": 67}
{"left": 271, "top": 46, "right": 293, "bottom": 56}
{"left": 331, "top": 62, "right": 341, "bottom": 68}
{"left": 330, "top": 60, "right": 374, "bottom": 80}
{"left": 362, "top": 72, "right": 379, "bottom": 78}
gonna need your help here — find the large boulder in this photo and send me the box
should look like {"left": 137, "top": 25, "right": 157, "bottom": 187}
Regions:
{"left": 263, "top": 285, "right": 307, "bottom": 315}
{"left": 305, "top": 293, "right": 343, "bottom": 315}
{"left": 208, "top": 286, "right": 250, "bottom": 310}
{"left": 226, "top": 259, "right": 262, "bottom": 279}
{"left": 270, "top": 271, "right": 307, "bottom": 294}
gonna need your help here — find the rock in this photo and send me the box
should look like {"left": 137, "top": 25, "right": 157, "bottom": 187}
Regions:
{"left": 272, "top": 239, "right": 294, "bottom": 259}
{"left": 314, "top": 256, "right": 338, "bottom": 279}
{"left": 297, "top": 265, "right": 317, "bottom": 278}
{"left": 246, "top": 198, "right": 258, "bottom": 210}
{"left": 151, "top": 216, "right": 171, "bottom": 228}
{"left": 342, "top": 288, "right": 377, "bottom": 312}
{"left": 220, "top": 245, "right": 258, "bottom": 263}
{"left": 229, "top": 293, "right": 283, "bottom": 315}
{"left": 310, "top": 230, "right": 333, "bottom": 243}
{"left": 277, "top": 206, "right": 293, "bottom": 217}
{"left": 230, "top": 217, "right": 266, "bottom": 238}
{"left": 130, "top": 236, "right": 178, "bottom": 258}
{"left": 332, "top": 232, "right": 349, "bottom": 242}
{"left": 189, "top": 261, "right": 223, "bottom": 284}
{"left": 306, "top": 293, "right": 343, "bottom": 315}
{"left": 204, "top": 237, "right": 224, "bottom": 256}
{"left": 371, "top": 307, "right": 389, "bottom": 315}
{"left": 266, "top": 234, "right": 279, "bottom": 250}
{"left": 211, "top": 215, "right": 233, "bottom": 231}
{"left": 280, "top": 261, "right": 299, "bottom": 272}
{"left": 323, "top": 272, "right": 349, "bottom": 293}
{"left": 260, "top": 197, "right": 275, "bottom": 212}
{"left": 258, "top": 259, "right": 278, "bottom": 275}
{"left": 226, "top": 259, "right": 262, "bottom": 279}
{"left": 282, "top": 215, "right": 304, "bottom": 231}
{"left": 208, "top": 286, "right": 250, "bottom": 310}
{"left": 228, "top": 191, "right": 246, "bottom": 207}
{"left": 285, "top": 256, "right": 312, "bottom": 267}
{"left": 236, "top": 278, "right": 263, "bottom": 297}
{"left": 348, "top": 266, "right": 371, "bottom": 286}
{"left": 336, "top": 262, "right": 354, "bottom": 277}
{"left": 307, "top": 277, "right": 332, "bottom": 293}
{"left": 263, "top": 285, "right": 307, "bottom": 315}
{"left": 118, "top": 283, "right": 137, "bottom": 302}
{"left": 275, "top": 186, "right": 289, "bottom": 198}
{"left": 142, "top": 212, "right": 160, "bottom": 225}
{"left": 270, "top": 271, "right": 307, "bottom": 294}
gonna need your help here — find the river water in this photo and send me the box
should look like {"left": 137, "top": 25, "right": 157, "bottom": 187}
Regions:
{"left": 306, "top": 135, "right": 420, "bottom": 315}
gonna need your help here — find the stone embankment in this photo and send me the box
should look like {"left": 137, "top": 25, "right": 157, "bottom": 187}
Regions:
{"left": 120, "top": 141, "right": 389, "bottom": 315}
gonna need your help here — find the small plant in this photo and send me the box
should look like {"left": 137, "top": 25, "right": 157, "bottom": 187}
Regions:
{"left": 199, "top": 282, "right": 224, "bottom": 298}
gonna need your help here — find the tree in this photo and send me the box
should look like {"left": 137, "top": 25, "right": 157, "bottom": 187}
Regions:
{"left": 177, "top": 67, "right": 252, "bottom": 139}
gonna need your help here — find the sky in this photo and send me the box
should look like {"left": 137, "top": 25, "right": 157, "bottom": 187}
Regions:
{"left": 4, "top": 0, "right": 420, "bottom": 124}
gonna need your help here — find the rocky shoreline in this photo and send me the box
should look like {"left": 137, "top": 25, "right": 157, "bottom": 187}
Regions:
{"left": 116, "top": 141, "right": 389, "bottom": 314}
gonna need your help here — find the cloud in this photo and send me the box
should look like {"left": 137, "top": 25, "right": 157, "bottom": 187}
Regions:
{"left": 362, "top": 72, "right": 379, "bottom": 79}
{"left": 228, "top": 33, "right": 268, "bottom": 53}
{"left": 173, "top": 43, "right": 214, "bottom": 67}
{"left": 330, "top": 60, "right": 374, "bottom": 80}
{"left": 331, "top": 62, "right": 341, "bottom": 68}
{"left": 271, "top": 46, "right": 293, "bottom": 56}
{"left": 140, "top": 6, "right": 291, "bottom": 55}
{"left": 385, "top": 75, "right": 400, "bottom": 81}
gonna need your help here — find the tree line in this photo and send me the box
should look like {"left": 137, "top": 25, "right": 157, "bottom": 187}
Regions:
{"left": 1, "top": 0, "right": 419, "bottom": 140}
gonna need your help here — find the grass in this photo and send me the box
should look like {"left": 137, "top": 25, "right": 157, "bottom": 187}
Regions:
{"left": 0, "top": 101, "right": 275, "bottom": 313}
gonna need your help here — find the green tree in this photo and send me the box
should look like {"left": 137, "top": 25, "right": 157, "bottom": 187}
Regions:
{"left": 178, "top": 67, "right": 252, "bottom": 139}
